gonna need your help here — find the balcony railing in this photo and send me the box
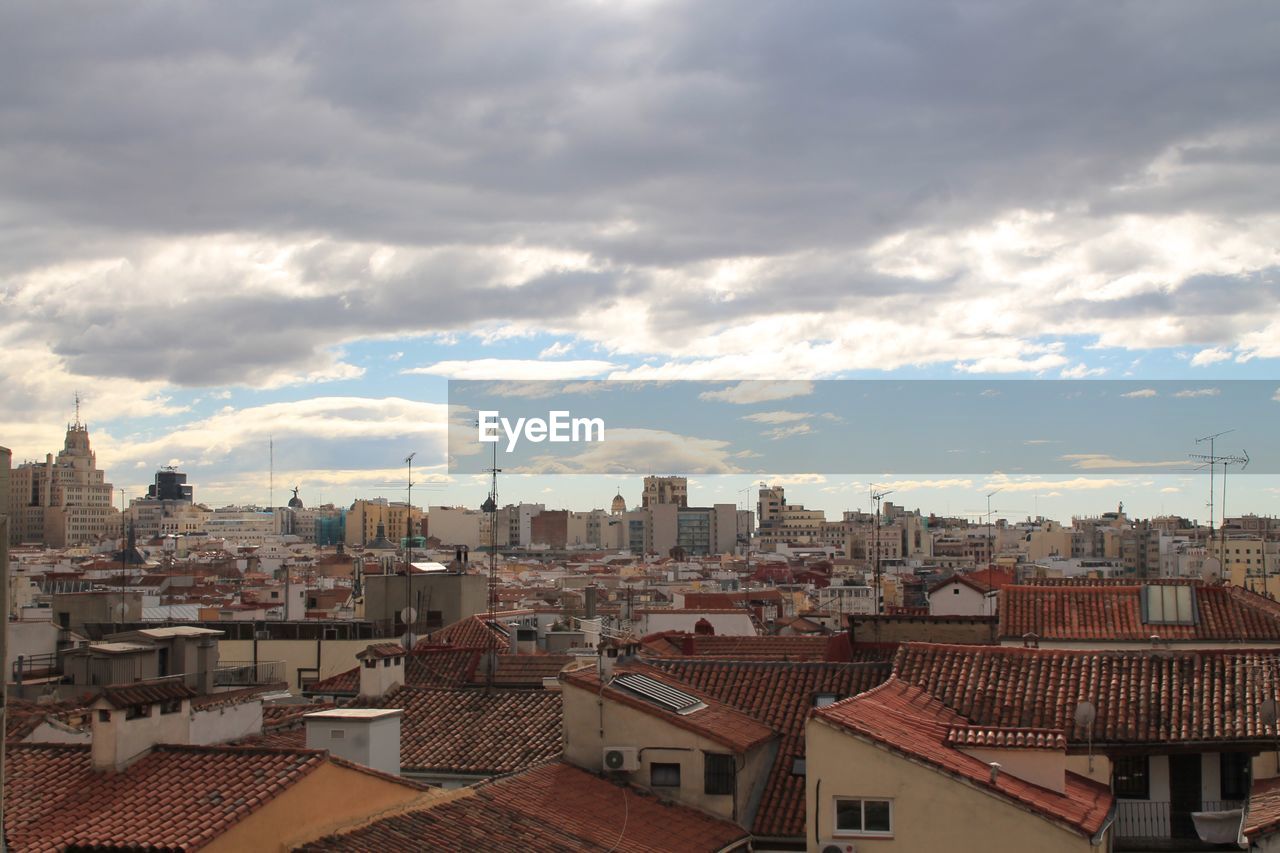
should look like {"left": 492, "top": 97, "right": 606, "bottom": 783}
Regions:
{"left": 1116, "top": 800, "right": 1243, "bottom": 841}
{"left": 213, "top": 660, "right": 286, "bottom": 687}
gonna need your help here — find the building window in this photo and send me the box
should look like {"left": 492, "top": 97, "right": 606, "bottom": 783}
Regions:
{"left": 704, "top": 753, "right": 735, "bottom": 795}
{"left": 159, "top": 699, "right": 182, "bottom": 715}
{"left": 834, "top": 798, "right": 892, "bottom": 835}
{"left": 1142, "top": 585, "right": 1196, "bottom": 625}
{"left": 1221, "top": 752, "right": 1250, "bottom": 801}
{"left": 1113, "top": 755, "right": 1150, "bottom": 799}
{"left": 124, "top": 704, "right": 149, "bottom": 720}
{"left": 813, "top": 693, "right": 839, "bottom": 708}
{"left": 651, "top": 762, "right": 681, "bottom": 787}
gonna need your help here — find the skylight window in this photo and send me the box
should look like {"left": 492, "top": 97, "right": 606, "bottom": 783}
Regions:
{"left": 614, "top": 673, "right": 707, "bottom": 715}
{"left": 1142, "top": 585, "right": 1196, "bottom": 626}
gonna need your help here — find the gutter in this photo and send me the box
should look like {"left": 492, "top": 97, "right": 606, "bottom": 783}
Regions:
{"left": 1089, "top": 800, "right": 1116, "bottom": 847}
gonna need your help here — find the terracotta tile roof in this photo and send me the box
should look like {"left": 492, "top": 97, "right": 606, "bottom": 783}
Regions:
{"left": 357, "top": 642, "right": 407, "bottom": 660}
{"left": 1246, "top": 775, "right": 1280, "bottom": 838}
{"left": 945, "top": 725, "right": 1067, "bottom": 750}
{"left": 306, "top": 646, "right": 482, "bottom": 695}
{"left": 999, "top": 583, "right": 1280, "bottom": 642}
{"left": 894, "top": 642, "right": 1280, "bottom": 746}
{"left": 5, "top": 698, "right": 94, "bottom": 741}
{"left": 814, "top": 679, "right": 1113, "bottom": 838}
{"left": 4, "top": 743, "right": 328, "bottom": 851}
{"left": 308, "top": 648, "right": 569, "bottom": 696}
{"left": 423, "top": 612, "right": 518, "bottom": 650}
{"left": 301, "top": 760, "right": 750, "bottom": 852}
{"left": 649, "top": 659, "right": 892, "bottom": 839}
{"left": 363, "top": 685, "right": 562, "bottom": 775}
{"left": 100, "top": 680, "right": 197, "bottom": 708}
{"left": 562, "top": 665, "right": 776, "bottom": 753}
{"left": 470, "top": 654, "right": 573, "bottom": 686}
{"left": 262, "top": 701, "right": 336, "bottom": 728}
{"left": 639, "top": 632, "right": 834, "bottom": 660}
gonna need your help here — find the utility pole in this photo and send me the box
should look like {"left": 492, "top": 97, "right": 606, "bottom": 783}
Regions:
{"left": 870, "top": 487, "right": 894, "bottom": 615}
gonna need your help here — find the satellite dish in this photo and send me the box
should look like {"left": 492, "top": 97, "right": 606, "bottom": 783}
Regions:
{"left": 1262, "top": 698, "right": 1278, "bottom": 727}
{"left": 401, "top": 633, "right": 416, "bottom": 651}
{"left": 1073, "top": 701, "right": 1097, "bottom": 729}
{"left": 400, "top": 606, "right": 417, "bottom": 625}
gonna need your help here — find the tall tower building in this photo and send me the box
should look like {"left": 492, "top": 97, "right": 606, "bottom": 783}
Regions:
{"left": 8, "top": 409, "right": 118, "bottom": 547}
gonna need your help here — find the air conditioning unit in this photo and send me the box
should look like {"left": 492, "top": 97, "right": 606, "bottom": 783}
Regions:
{"left": 819, "top": 842, "right": 855, "bottom": 853}
{"left": 602, "top": 746, "right": 639, "bottom": 772}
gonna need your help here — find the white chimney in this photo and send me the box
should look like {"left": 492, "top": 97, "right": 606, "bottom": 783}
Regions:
{"left": 90, "top": 683, "right": 194, "bottom": 772}
{"left": 356, "top": 643, "right": 406, "bottom": 699}
{"left": 304, "top": 708, "right": 402, "bottom": 776}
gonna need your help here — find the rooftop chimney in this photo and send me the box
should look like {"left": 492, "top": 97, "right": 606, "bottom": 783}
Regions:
{"left": 304, "top": 708, "right": 402, "bottom": 776}
{"left": 90, "top": 682, "right": 195, "bottom": 772}
{"left": 356, "top": 643, "right": 406, "bottom": 699}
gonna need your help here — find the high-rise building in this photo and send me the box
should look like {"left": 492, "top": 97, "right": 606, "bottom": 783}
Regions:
{"left": 127, "top": 467, "right": 206, "bottom": 540}
{"left": 8, "top": 417, "right": 118, "bottom": 546}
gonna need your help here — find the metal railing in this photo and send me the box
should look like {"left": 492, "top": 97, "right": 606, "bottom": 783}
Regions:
{"left": 213, "top": 660, "right": 286, "bottom": 687}
{"left": 1116, "top": 800, "right": 1243, "bottom": 840}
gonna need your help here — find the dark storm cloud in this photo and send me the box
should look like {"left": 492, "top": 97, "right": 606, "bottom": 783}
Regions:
{"left": 3, "top": 0, "right": 1280, "bottom": 385}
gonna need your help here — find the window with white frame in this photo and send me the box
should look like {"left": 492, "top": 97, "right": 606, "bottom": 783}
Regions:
{"left": 834, "top": 797, "right": 892, "bottom": 835}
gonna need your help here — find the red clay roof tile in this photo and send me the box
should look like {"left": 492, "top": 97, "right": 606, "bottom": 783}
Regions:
{"left": 301, "top": 761, "right": 750, "bottom": 852}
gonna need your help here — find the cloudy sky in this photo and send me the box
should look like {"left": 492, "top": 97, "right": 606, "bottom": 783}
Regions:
{"left": 2, "top": 1, "right": 1278, "bottom": 522}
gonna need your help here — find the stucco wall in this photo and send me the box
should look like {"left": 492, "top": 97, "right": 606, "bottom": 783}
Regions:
{"left": 805, "top": 718, "right": 1106, "bottom": 853}
{"left": 206, "top": 761, "right": 439, "bottom": 852}
{"left": 561, "top": 681, "right": 773, "bottom": 826}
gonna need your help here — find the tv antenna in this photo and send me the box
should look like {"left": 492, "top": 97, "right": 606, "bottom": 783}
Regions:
{"left": 870, "top": 486, "right": 895, "bottom": 615}
{"left": 1190, "top": 430, "right": 1248, "bottom": 567}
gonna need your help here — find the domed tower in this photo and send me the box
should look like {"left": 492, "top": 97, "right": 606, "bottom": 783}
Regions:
{"left": 288, "top": 486, "right": 304, "bottom": 510}
{"left": 610, "top": 489, "right": 627, "bottom": 516}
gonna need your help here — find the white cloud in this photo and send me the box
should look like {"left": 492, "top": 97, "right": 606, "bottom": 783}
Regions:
{"left": 984, "top": 475, "right": 1134, "bottom": 492}
{"left": 698, "top": 381, "right": 815, "bottom": 404}
{"left": 1121, "top": 388, "right": 1158, "bottom": 398}
{"left": 1190, "top": 347, "right": 1233, "bottom": 367}
{"left": 1173, "top": 388, "right": 1221, "bottom": 398}
{"left": 741, "top": 410, "right": 810, "bottom": 424}
{"left": 1060, "top": 362, "right": 1107, "bottom": 378}
{"left": 1060, "top": 453, "right": 1188, "bottom": 470}
{"left": 539, "top": 341, "right": 574, "bottom": 358}
{"left": 762, "top": 424, "right": 813, "bottom": 441}
{"left": 513, "top": 428, "right": 742, "bottom": 475}
{"left": 875, "top": 478, "right": 975, "bottom": 491}
{"left": 404, "top": 359, "right": 617, "bottom": 380}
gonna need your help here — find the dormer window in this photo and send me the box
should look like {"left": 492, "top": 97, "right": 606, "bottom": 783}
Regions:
{"left": 1142, "top": 585, "right": 1196, "bottom": 626}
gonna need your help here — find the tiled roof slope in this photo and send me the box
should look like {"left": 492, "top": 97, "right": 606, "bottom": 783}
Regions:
{"left": 894, "top": 642, "right": 1280, "bottom": 746}
{"left": 1246, "top": 775, "right": 1280, "bottom": 838}
{"left": 640, "top": 631, "right": 880, "bottom": 661}
{"left": 307, "top": 647, "right": 571, "bottom": 695}
{"left": 365, "top": 685, "right": 562, "bottom": 775}
{"left": 815, "top": 679, "right": 1113, "bottom": 838}
{"left": 306, "top": 646, "right": 483, "bottom": 695}
{"left": 423, "top": 612, "right": 517, "bottom": 650}
{"left": 5, "top": 743, "right": 326, "bottom": 852}
{"left": 563, "top": 665, "right": 775, "bottom": 753}
{"left": 301, "top": 761, "right": 750, "bottom": 852}
{"left": 649, "top": 659, "right": 892, "bottom": 839}
{"left": 999, "top": 583, "right": 1280, "bottom": 641}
